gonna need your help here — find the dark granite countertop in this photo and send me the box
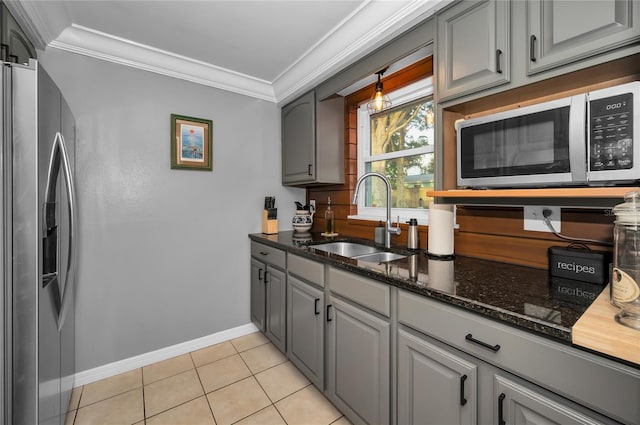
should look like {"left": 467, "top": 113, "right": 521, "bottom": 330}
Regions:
{"left": 249, "top": 231, "right": 596, "bottom": 344}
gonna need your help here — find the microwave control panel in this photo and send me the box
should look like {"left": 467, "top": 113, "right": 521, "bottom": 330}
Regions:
{"left": 589, "top": 92, "right": 633, "bottom": 171}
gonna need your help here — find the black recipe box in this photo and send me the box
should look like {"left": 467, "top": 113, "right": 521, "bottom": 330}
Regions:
{"left": 548, "top": 246, "right": 611, "bottom": 285}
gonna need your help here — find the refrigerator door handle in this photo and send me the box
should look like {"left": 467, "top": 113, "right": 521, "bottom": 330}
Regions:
{"left": 44, "top": 131, "right": 77, "bottom": 331}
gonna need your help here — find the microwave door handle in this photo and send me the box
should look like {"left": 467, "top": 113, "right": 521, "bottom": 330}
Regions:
{"left": 569, "top": 94, "right": 587, "bottom": 184}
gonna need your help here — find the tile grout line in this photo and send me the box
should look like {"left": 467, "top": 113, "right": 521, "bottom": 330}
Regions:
{"left": 190, "top": 350, "right": 219, "bottom": 424}
{"left": 140, "top": 367, "right": 147, "bottom": 423}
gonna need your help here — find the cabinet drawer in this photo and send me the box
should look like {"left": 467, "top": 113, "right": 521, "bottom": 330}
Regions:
{"left": 398, "top": 289, "right": 640, "bottom": 425}
{"left": 328, "top": 267, "right": 390, "bottom": 317}
{"left": 251, "top": 242, "right": 286, "bottom": 269}
{"left": 288, "top": 254, "right": 324, "bottom": 287}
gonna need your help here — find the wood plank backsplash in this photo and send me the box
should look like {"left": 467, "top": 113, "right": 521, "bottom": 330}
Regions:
{"left": 307, "top": 56, "right": 617, "bottom": 269}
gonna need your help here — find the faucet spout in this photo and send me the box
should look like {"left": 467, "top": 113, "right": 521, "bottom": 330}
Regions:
{"left": 352, "top": 172, "right": 401, "bottom": 248}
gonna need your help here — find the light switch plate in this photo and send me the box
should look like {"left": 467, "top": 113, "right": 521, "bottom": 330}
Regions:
{"left": 524, "top": 206, "right": 561, "bottom": 233}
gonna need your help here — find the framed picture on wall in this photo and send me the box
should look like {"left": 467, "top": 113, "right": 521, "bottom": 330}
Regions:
{"left": 170, "top": 114, "right": 213, "bottom": 171}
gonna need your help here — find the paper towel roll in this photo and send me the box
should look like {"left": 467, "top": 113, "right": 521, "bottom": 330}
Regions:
{"left": 428, "top": 202, "right": 454, "bottom": 256}
{"left": 428, "top": 258, "right": 455, "bottom": 293}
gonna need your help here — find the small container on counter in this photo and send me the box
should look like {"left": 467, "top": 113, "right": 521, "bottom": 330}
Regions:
{"left": 611, "top": 191, "right": 640, "bottom": 330}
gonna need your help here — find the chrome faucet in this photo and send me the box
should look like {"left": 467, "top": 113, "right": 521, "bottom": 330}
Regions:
{"left": 352, "top": 172, "right": 401, "bottom": 248}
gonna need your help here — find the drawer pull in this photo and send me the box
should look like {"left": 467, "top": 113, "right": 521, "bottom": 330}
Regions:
{"left": 259, "top": 251, "right": 269, "bottom": 256}
{"left": 465, "top": 333, "right": 500, "bottom": 352}
{"left": 314, "top": 298, "right": 320, "bottom": 315}
{"left": 459, "top": 374, "right": 468, "bottom": 406}
{"left": 326, "top": 304, "right": 333, "bottom": 322}
{"left": 498, "top": 393, "right": 506, "bottom": 425}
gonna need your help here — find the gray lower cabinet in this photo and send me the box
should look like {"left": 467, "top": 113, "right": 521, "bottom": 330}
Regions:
{"left": 399, "top": 325, "right": 618, "bottom": 425}
{"left": 287, "top": 275, "right": 324, "bottom": 389}
{"left": 250, "top": 257, "right": 266, "bottom": 332}
{"left": 398, "top": 289, "right": 639, "bottom": 425}
{"left": 436, "top": 0, "right": 510, "bottom": 102}
{"left": 526, "top": 0, "right": 640, "bottom": 75}
{"left": 494, "top": 375, "right": 612, "bottom": 425}
{"left": 265, "top": 266, "right": 286, "bottom": 352}
{"left": 325, "top": 296, "right": 390, "bottom": 425}
{"left": 250, "top": 242, "right": 286, "bottom": 353}
{"left": 397, "top": 328, "right": 478, "bottom": 425}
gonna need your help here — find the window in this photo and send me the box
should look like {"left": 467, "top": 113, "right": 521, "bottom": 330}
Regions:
{"left": 354, "top": 78, "right": 435, "bottom": 224}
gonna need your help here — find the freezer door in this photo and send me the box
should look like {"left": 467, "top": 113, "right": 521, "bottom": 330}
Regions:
{"left": 38, "top": 66, "right": 77, "bottom": 425}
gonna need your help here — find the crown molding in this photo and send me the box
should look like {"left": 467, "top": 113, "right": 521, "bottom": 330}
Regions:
{"left": 272, "top": 0, "right": 447, "bottom": 105}
{"left": 30, "top": 0, "right": 448, "bottom": 103}
{"left": 50, "top": 25, "right": 278, "bottom": 102}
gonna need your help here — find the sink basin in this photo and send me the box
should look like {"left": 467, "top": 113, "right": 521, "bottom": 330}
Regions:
{"left": 310, "top": 241, "right": 379, "bottom": 258}
{"left": 309, "top": 241, "right": 407, "bottom": 263}
{"left": 356, "top": 252, "right": 407, "bottom": 263}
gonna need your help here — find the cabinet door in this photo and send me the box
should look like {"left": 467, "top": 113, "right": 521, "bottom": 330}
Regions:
{"left": 1, "top": 4, "right": 36, "bottom": 64}
{"left": 282, "top": 90, "right": 315, "bottom": 184}
{"left": 495, "top": 375, "right": 606, "bottom": 425}
{"left": 398, "top": 329, "right": 477, "bottom": 425}
{"left": 287, "top": 276, "right": 324, "bottom": 389}
{"left": 265, "top": 266, "right": 286, "bottom": 353}
{"left": 527, "top": 0, "right": 640, "bottom": 75}
{"left": 250, "top": 258, "right": 266, "bottom": 332}
{"left": 326, "top": 296, "right": 390, "bottom": 425}
{"left": 437, "top": 0, "right": 510, "bottom": 102}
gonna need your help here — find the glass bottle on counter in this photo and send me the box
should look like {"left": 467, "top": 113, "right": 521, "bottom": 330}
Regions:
{"left": 325, "top": 196, "right": 335, "bottom": 235}
{"left": 612, "top": 191, "right": 640, "bottom": 329}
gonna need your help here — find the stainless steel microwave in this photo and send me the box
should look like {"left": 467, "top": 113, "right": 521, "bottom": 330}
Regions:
{"left": 456, "top": 82, "right": 640, "bottom": 188}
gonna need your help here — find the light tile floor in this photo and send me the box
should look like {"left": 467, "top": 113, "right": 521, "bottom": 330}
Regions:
{"left": 65, "top": 332, "right": 351, "bottom": 425}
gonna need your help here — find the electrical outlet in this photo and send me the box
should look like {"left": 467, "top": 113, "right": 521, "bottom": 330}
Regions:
{"left": 524, "top": 206, "right": 561, "bottom": 233}
{"left": 309, "top": 199, "right": 316, "bottom": 211}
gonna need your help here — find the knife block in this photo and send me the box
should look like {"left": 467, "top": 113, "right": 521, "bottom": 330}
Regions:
{"left": 262, "top": 210, "right": 278, "bottom": 234}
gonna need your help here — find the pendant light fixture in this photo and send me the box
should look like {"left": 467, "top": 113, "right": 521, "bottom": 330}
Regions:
{"left": 367, "top": 67, "right": 391, "bottom": 114}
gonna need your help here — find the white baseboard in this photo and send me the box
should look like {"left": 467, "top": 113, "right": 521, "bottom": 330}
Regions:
{"left": 74, "top": 322, "right": 260, "bottom": 387}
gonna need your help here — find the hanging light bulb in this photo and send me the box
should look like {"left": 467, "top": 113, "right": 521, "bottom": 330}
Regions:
{"left": 367, "top": 68, "right": 391, "bottom": 114}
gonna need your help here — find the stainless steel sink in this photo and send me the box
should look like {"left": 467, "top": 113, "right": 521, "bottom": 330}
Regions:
{"left": 310, "top": 242, "right": 379, "bottom": 258}
{"left": 309, "top": 241, "right": 407, "bottom": 263}
{"left": 356, "top": 252, "right": 407, "bottom": 263}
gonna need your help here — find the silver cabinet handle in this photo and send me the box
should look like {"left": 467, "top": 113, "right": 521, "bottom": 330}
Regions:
{"left": 44, "top": 132, "right": 77, "bottom": 331}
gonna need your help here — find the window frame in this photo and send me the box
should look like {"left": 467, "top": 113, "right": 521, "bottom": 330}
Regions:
{"left": 351, "top": 78, "right": 435, "bottom": 225}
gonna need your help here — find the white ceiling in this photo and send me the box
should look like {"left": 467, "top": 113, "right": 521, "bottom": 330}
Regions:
{"left": 7, "top": 0, "right": 446, "bottom": 104}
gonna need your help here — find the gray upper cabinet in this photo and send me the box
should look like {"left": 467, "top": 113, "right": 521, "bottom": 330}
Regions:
{"left": 397, "top": 329, "right": 478, "bottom": 425}
{"left": 282, "top": 91, "right": 344, "bottom": 186}
{"left": 436, "top": 0, "right": 510, "bottom": 102}
{"left": 1, "top": 4, "right": 36, "bottom": 64}
{"left": 527, "top": 0, "right": 640, "bottom": 75}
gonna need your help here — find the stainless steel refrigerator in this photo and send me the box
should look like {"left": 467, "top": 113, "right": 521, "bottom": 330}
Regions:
{"left": 1, "top": 60, "right": 78, "bottom": 425}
